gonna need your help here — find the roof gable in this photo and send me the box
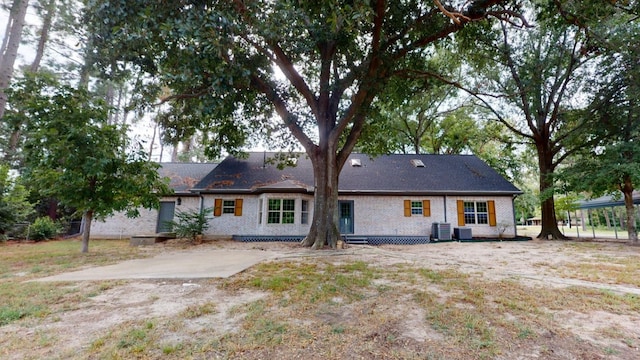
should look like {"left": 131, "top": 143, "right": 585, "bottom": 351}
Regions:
{"left": 193, "top": 152, "right": 521, "bottom": 195}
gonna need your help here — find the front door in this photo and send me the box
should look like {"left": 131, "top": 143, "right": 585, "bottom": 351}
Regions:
{"left": 156, "top": 201, "right": 176, "bottom": 233}
{"left": 339, "top": 200, "right": 354, "bottom": 234}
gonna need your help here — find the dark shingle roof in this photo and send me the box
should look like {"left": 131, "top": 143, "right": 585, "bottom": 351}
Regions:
{"left": 193, "top": 152, "right": 520, "bottom": 195}
{"left": 159, "top": 163, "right": 218, "bottom": 194}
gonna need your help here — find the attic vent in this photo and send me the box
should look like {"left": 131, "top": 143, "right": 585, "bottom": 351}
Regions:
{"left": 350, "top": 159, "right": 362, "bottom": 167}
{"left": 410, "top": 159, "right": 425, "bottom": 168}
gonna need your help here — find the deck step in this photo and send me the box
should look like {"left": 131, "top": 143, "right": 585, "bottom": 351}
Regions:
{"left": 345, "top": 237, "right": 368, "bottom": 245}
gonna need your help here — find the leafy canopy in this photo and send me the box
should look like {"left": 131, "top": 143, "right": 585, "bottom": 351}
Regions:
{"left": 15, "top": 75, "right": 171, "bottom": 220}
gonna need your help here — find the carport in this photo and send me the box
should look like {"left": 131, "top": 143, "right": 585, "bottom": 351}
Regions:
{"left": 577, "top": 191, "right": 640, "bottom": 240}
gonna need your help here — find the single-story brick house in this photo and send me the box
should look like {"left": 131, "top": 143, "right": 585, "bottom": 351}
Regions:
{"left": 91, "top": 152, "right": 522, "bottom": 243}
{"left": 192, "top": 152, "right": 522, "bottom": 243}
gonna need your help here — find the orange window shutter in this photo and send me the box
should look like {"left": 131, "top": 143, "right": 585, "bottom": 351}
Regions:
{"left": 234, "top": 199, "right": 243, "bottom": 216}
{"left": 404, "top": 200, "right": 411, "bottom": 217}
{"left": 423, "top": 200, "right": 431, "bottom": 217}
{"left": 214, "top": 198, "right": 222, "bottom": 217}
{"left": 488, "top": 200, "right": 497, "bottom": 226}
{"left": 457, "top": 200, "right": 465, "bottom": 226}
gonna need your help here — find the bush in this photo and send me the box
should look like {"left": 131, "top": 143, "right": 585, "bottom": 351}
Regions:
{"left": 165, "top": 208, "right": 211, "bottom": 243}
{"left": 29, "top": 217, "right": 61, "bottom": 241}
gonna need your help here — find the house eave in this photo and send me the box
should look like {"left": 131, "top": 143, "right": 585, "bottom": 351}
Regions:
{"left": 337, "top": 190, "right": 523, "bottom": 196}
{"left": 191, "top": 189, "right": 522, "bottom": 196}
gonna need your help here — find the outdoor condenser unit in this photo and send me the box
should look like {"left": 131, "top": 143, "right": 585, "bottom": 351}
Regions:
{"left": 431, "top": 222, "right": 452, "bottom": 241}
{"left": 454, "top": 227, "right": 473, "bottom": 240}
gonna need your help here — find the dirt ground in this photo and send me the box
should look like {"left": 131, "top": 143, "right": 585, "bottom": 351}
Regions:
{"left": 3, "top": 238, "right": 640, "bottom": 359}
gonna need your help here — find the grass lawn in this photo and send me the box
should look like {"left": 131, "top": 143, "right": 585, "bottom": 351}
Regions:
{"left": 1, "top": 238, "right": 639, "bottom": 359}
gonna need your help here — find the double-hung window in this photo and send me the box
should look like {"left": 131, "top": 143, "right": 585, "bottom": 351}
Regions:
{"left": 267, "top": 199, "right": 295, "bottom": 224}
{"left": 463, "top": 201, "right": 489, "bottom": 225}
{"left": 301, "top": 200, "right": 309, "bottom": 224}
{"left": 404, "top": 200, "right": 431, "bottom": 217}
{"left": 411, "top": 201, "right": 423, "bottom": 215}
{"left": 222, "top": 200, "right": 236, "bottom": 214}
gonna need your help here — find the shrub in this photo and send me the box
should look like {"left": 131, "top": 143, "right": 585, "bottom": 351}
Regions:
{"left": 165, "top": 208, "right": 211, "bottom": 243}
{"left": 29, "top": 217, "right": 61, "bottom": 241}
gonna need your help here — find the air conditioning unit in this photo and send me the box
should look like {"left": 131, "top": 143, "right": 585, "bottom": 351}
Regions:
{"left": 431, "top": 222, "right": 452, "bottom": 241}
{"left": 454, "top": 227, "right": 472, "bottom": 240}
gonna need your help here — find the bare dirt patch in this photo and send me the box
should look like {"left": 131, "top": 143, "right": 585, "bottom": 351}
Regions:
{"left": 1, "top": 238, "right": 639, "bottom": 359}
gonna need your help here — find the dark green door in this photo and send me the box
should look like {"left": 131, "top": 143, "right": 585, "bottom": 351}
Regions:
{"left": 156, "top": 201, "right": 176, "bottom": 233}
{"left": 339, "top": 200, "right": 354, "bottom": 234}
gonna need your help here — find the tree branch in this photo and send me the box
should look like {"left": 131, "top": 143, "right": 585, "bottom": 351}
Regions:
{"left": 249, "top": 74, "right": 316, "bottom": 153}
{"left": 434, "top": 0, "right": 470, "bottom": 25}
{"left": 395, "top": 68, "right": 533, "bottom": 140}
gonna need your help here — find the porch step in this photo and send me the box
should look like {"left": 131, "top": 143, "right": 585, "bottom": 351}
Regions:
{"left": 130, "top": 232, "right": 176, "bottom": 246}
{"left": 344, "top": 237, "right": 368, "bottom": 245}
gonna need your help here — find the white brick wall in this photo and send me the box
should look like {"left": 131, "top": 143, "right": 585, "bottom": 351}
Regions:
{"left": 92, "top": 193, "right": 517, "bottom": 239}
{"left": 343, "top": 195, "right": 515, "bottom": 237}
{"left": 90, "top": 196, "right": 200, "bottom": 239}
{"left": 445, "top": 196, "right": 517, "bottom": 238}
{"left": 204, "top": 194, "right": 313, "bottom": 237}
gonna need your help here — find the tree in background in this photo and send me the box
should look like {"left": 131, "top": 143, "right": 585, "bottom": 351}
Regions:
{"left": 458, "top": 2, "right": 602, "bottom": 240}
{"left": 559, "top": 10, "right": 640, "bottom": 243}
{"left": 0, "top": 164, "right": 33, "bottom": 237}
{"left": 84, "top": 0, "right": 522, "bottom": 249}
{"left": 14, "top": 76, "right": 171, "bottom": 252}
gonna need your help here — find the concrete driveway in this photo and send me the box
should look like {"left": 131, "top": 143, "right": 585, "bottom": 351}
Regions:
{"left": 37, "top": 249, "right": 278, "bottom": 281}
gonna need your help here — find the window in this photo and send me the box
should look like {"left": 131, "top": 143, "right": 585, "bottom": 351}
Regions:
{"left": 214, "top": 198, "right": 242, "bottom": 216}
{"left": 258, "top": 199, "right": 263, "bottom": 224}
{"left": 301, "top": 200, "right": 309, "bottom": 224}
{"left": 411, "top": 201, "right": 423, "bottom": 215}
{"left": 222, "top": 200, "right": 235, "bottom": 214}
{"left": 404, "top": 200, "right": 430, "bottom": 217}
{"left": 463, "top": 201, "right": 489, "bottom": 225}
{"left": 267, "top": 199, "right": 295, "bottom": 224}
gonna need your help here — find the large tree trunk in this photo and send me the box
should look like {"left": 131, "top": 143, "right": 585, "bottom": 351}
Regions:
{"left": 621, "top": 176, "right": 638, "bottom": 244}
{"left": 0, "top": 0, "right": 30, "bottom": 119}
{"left": 535, "top": 140, "right": 567, "bottom": 240}
{"left": 81, "top": 209, "right": 94, "bottom": 253}
{"left": 301, "top": 148, "right": 341, "bottom": 249}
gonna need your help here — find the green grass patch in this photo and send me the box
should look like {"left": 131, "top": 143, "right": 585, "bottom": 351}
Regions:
{"left": 225, "top": 260, "right": 379, "bottom": 305}
{"left": 0, "top": 239, "right": 148, "bottom": 327}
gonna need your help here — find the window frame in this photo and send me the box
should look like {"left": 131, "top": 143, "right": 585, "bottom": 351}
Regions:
{"left": 222, "top": 200, "right": 235, "bottom": 214}
{"left": 267, "top": 198, "right": 296, "bottom": 224}
{"left": 463, "top": 201, "right": 489, "bottom": 225}
{"left": 410, "top": 201, "right": 423, "bottom": 215}
{"left": 301, "top": 199, "right": 309, "bottom": 224}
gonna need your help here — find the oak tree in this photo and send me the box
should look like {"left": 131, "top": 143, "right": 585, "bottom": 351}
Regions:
{"left": 84, "top": 0, "right": 520, "bottom": 248}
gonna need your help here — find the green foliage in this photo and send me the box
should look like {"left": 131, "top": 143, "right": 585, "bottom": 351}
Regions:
{"left": 14, "top": 75, "right": 172, "bottom": 222}
{"left": 82, "top": 0, "right": 518, "bottom": 159}
{"left": 0, "top": 165, "right": 34, "bottom": 235}
{"left": 560, "top": 8, "right": 640, "bottom": 198}
{"left": 29, "top": 217, "right": 61, "bottom": 241}
{"left": 166, "top": 208, "right": 211, "bottom": 242}
{"left": 9, "top": 75, "right": 172, "bottom": 251}
{"left": 514, "top": 185, "right": 539, "bottom": 224}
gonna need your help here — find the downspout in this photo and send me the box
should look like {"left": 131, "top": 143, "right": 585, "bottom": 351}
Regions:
{"left": 512, "top": 194, "right": 518, "bottom": 237}
{"left": 443, "top": 195, "right": 447, "bottom": 222}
